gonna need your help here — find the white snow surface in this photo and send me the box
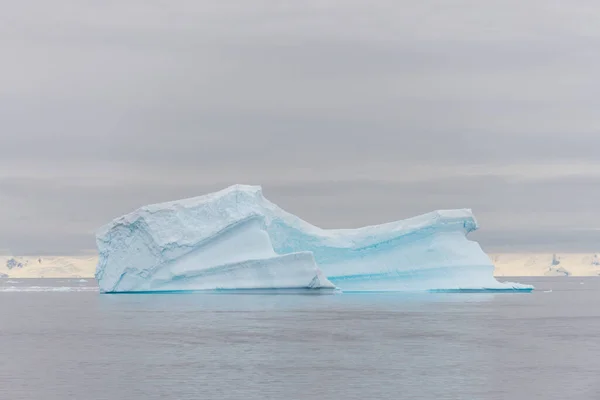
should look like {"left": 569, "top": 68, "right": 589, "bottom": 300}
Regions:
{"left": 0, "top": 254, "right": 97, "bottom": 278}
{"left": 95, "top": 184, "right": 532, "bottom": 293}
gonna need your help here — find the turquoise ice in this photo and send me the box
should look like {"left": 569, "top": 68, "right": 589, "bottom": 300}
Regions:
{"left": 95, "top": 185, "right": 532, "bottom": 293}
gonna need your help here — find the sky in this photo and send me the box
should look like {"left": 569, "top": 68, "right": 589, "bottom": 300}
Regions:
{"left": 2, "top": 1, "right": 600, "bottom": 255}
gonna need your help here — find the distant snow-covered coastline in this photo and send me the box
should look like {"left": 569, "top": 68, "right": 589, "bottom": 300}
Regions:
{"left": 2, "top": 252, "right": 600, "bottom": 278}
{"left": 0, "top": 254, "right": 97, "bottom": 278}
{"left": 491, "top": 253, "right": 600, "bottom": 277}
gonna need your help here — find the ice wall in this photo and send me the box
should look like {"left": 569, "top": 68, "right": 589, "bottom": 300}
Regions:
{"left": 95, "top": 184, "right": 532, "bottom": 293}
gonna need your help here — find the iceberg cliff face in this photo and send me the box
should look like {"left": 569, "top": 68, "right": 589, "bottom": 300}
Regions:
{"left": 95, "top": 184, "right": 532, "bottom": 293}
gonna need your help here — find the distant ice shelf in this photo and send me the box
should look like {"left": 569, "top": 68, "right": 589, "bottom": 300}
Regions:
{"left": 95, "top": 184, "right": 533, "bottom": 293}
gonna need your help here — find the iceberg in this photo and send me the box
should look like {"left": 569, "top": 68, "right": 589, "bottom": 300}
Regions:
{"left": 95, "top": 184, "right": 532, "bottom": 293}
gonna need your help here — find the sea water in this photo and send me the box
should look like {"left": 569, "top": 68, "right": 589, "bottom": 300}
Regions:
{"left": 1, "top": 277, "right": 599, "bottom": 399}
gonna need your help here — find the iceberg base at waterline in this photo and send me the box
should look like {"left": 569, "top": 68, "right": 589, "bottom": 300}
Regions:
{"left": 94, "top": 185, "right": 533, "bottom": 293}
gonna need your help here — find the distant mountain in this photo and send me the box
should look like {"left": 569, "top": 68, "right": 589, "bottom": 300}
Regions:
{"left": 2, "top": 252, "right": 600, "bottom": 278}
{"left": 491, "top": 253, "right": 600, "bottom": 277}
{"left": 1, "top": 254, "right": 97, "bottom": 278}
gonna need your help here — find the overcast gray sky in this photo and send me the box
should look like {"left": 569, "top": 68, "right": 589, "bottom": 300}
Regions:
{"left": 2, "top": 1, "right": 600, "bottom": 254}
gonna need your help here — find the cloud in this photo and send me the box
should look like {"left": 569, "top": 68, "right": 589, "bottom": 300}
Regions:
{"left": 1, "top": 0, "right": 600, "bottom": 253}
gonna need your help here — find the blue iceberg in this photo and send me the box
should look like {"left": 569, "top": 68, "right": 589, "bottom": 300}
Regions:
{"left": 95, "top": 185, "right": 532, "bottom": 293}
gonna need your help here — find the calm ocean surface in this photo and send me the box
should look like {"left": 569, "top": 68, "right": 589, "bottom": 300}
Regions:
{"left": 1, "top": 277, "right": 599, "bottom": 400}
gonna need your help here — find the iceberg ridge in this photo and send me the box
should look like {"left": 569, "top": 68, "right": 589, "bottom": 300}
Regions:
{"left": 95, "top": 184, "right": 532, "bottom": 293}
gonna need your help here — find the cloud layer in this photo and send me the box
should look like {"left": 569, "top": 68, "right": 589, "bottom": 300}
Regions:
{"left": 2, "top": 1, "right": 600, "bottom": 254}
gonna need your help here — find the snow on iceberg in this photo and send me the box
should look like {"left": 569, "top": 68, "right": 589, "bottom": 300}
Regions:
{"left": 95, "top": 184, "right": 532, "bottom": 293}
